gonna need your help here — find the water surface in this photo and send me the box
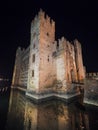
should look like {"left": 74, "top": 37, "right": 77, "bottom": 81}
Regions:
{"left": 0, "top": 88, "right": 98, "bottom": 130}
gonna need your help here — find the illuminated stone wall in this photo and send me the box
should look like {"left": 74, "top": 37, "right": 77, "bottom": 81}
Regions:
{"left": 84, "top": 79, "right": 98, "bottom": 106}
{"left": 19, "top": 47, "right": 30, "bottom": 87}
{"left": 27, "top": 13, "right": 40, "bottom": 92}
{"left": 12, "top": 47, "right": 29, "bottom": 88}
{"left": 12, "top": 47, "right": 23, "bottom": 86}
{"left": 74, "top": 40, "right": 85, "bottom": 82}
{"left": 55, "top": 38, "right": 78, "bottom": 88}
{"left": 38, "top": 10, "right": 56, "bottom": 91}
{"left": 12, "top": 9, "right": 85, "bottom": 96}
{"left": 54, "top": 37, "right": 85, "bottom": 92}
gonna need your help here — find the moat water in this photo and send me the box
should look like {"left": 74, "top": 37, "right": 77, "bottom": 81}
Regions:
{"left": 0, "top": 85, "right": 98, "bottom": 130}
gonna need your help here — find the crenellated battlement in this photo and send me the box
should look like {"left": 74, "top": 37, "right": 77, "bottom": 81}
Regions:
{"left": 30, "top": 9, "right": 55, "bottom": 41}
{"left": 39, "top": 9, "right": 55, "bottom": 26}
{"left": 31, "top": 15, "right": 39, "bottom": 28}
{"left": 38, "top": 8, "right": 45, "bottom": 17}
{"left": 16, "top": 47, "right": 25, "bottom": 55}
{"left": 57, "top": 37, "right": 66, "bottom": 46}
{"left": 86, "top": 72, "right": 98, "bottom": 78}
{"left": 56, "top": 37, "right": 75, "bottom": 51}
{"left": 74, "top": 39, "right": 81, "bottom": 49}
{"left": 31, "top": 9, "right": 55, "bottom": 28}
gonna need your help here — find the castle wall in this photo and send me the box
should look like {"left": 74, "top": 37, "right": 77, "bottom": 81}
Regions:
{"left": 19, "top": 47, "right": 30, "bottom": 87}
{"left": 12, "top": 47, "right": 22, "bottom": 86}
{"left": 27, "top": 15, "right": 40, "bottom": 92}
{"left": 38, "top": 10, "right": 56, "bottom": 91}
{"left": 74, "top": 40, "right": 85, "bottom": 82}
{"left": 65, "top": 41, "right": 78, "bottom": 83}
{"left": 12, "top": 9, "right": 85, "bottom": 99}
{"left": 55, "top": 38, "right": 66, "bottom": 86}
{"left": 12, "top": 47, "right": 30, "bottom": 88}
{"left": 55, "top": 37, "right": 78, "bottom": 91}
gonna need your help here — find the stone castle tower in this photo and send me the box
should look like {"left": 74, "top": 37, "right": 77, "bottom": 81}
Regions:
{"left": 12, "top": 9, "right": 85, "bottom": 100}
{"left": 27, "top": 9, "right": 56, "bottom": 93}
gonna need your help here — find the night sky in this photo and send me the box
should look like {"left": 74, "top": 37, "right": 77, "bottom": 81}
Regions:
{"left": 0, "top": 0, "right": 98, "bottom": 79}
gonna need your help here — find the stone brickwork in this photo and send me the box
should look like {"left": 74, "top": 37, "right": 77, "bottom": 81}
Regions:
{"left": 74, "top": 40, "right": 85, "bottom": 82}
{"left": 12, "top": 47, "right": 29, "bottom": 88}
{"left": 84, "top": 73, "right": 98, "bottom": 106}
{"left": 86, "top": 72, "right": 98, "bottom": 80}
{"left": 12, "top": 9, "right": 85, "bottom": 100}
{"left": 19, "top": 47, "right": 30, "bottom": 87}
{"left": 84, "top": 79, "right": 98, "bottom": 106}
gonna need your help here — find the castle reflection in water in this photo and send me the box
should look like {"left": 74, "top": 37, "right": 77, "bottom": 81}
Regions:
{"left": 3, "top": 89, "right": 97, "bottom": 130}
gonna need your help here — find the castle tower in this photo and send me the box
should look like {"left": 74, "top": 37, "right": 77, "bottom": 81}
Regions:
{"left": 65, "top": 41, "right": 78, "bottom": 83}
{"left": 27, "top": 9, "right": 56, "bottom": 93}
{"left": 74, "top": 39, "right": 85, "bottom": 82}
{"left": 12, "top": 47, "right": 22, "bottom": 86}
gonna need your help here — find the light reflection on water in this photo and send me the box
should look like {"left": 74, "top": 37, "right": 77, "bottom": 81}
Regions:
{"left": 1, "top": 89, "right": 98, "bottom": 130}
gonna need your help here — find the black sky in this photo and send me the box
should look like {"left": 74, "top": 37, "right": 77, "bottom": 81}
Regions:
{"left": 0, "top": 0, "right": 98, "bottom": 78}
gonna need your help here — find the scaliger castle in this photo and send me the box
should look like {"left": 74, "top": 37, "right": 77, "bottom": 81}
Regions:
{"left": 12, "top": 9, "right": 85, "bottom": 101}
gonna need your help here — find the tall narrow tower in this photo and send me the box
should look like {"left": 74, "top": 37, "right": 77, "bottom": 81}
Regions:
{"left": 27, "top": 9, "right": 56, "bottom": 93}
{"left": 74, "top": 39, "right": 85, "bottom": 82}
{"left": 12, "top": 47, "right": 22, "bottom": 86}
